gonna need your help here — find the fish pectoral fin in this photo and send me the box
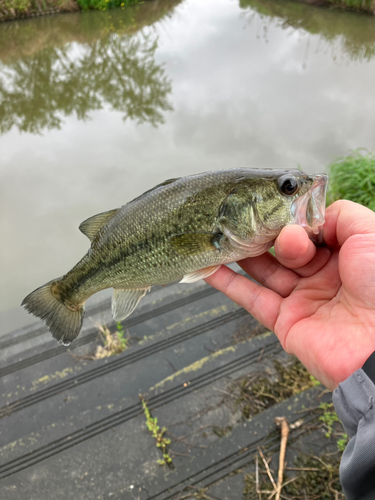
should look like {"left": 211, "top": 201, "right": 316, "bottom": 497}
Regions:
{"left": 180, "top": 265, "right": 221, "bottom": 284}
{"left": 112, "top": 287, "right": 150, "bottom": 321}
{"left": 79, "top": 208, "right": 120, "bottom": 242}
{"left": 170, "top": 232, "right": 223, "bottom": 256}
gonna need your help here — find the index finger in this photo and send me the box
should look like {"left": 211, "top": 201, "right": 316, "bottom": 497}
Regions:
{"left": 205, "top": 265, "right": 281, "bottom": 331}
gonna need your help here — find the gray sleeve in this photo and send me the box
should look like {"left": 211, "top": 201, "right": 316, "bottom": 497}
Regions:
{"left": 332, "top": 369, "right": 375, "bottom": 500}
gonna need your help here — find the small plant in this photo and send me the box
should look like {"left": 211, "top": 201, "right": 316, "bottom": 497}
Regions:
{"left": 328, "top": 149, "right": 375, "bottom": 211}
{"left": 139, "top": 395, "right": 172, "bottom": 466}
{"left": 93, "top": 322, "right": 128, "bottom": 359}
{"left": 116, "top": 321, "right": 128, "bottom": 350}
{"left": 319, "top": 402, "right": 348, "bottom": 451}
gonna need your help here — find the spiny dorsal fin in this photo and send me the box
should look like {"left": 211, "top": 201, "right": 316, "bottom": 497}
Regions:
{"left": 169, "top": 232, "right": 224, "bottom": 257}
{"left": 79, "top": 208, "right": 120, "bottom": 241}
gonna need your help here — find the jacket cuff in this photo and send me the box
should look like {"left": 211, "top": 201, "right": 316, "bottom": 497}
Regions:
{"left": 332, "top": 368, "right": 375, "bottom": 438}
{"left": 362, "top": 351, "right": 375, "bottom": 385}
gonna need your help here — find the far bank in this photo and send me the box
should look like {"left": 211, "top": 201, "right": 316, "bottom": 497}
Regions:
{"left": 1, "top": 0, "right": 375, "bottom": 23}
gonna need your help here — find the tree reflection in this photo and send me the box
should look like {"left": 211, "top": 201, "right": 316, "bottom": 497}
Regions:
{"left": 0, "top": 31, "right": 172, "bottom": 134}
{"left": 240, "top": 0, "right": 375, "bottom": 63}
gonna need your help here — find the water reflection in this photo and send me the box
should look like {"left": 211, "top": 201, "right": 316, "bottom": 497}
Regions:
{"left": 0, "top": 1, "right": 178, "bottom": 134}
{"left": 240, "top": 0, "right": 375, "bottom": 62}
{"left": 1, "top": 0, "right": 375, "bottom": 335}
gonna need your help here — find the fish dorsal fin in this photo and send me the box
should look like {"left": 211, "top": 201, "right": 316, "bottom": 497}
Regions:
{"left": 79, "top": 209, "right": 120, "bottom": 241}
{"left": 112, "top": 287, "right": 150, "bottom": 321}
{"left": 169, "top": 232, "right": 224, "bottom": 257}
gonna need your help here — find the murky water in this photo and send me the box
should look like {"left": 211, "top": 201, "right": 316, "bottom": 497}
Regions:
{"left": 1, "top": 0, "right": 375, "bottom": 335}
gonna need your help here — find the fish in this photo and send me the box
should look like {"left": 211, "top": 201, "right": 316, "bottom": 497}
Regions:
{"left": 21, "top": 168, "right": 328, "bottom": 346}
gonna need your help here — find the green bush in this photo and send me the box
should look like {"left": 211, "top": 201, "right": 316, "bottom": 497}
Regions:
{"left": 329, "top": 0, "right": 374, "bottom": 10}
{"left": 328, "top": 149, "right": 375, "bottom": 211}
{"left": 76, "top": 0, "right": 138, "bottom": 11}
{"left": 2, "top": 0, "right": 31, "bottom": 14}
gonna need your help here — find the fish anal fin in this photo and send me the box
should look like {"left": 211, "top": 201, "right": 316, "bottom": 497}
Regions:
{"left": 170, "top": 232, "right": 223, "bottom": 257}
{"left": 180, "top": 265, "right": 220, "bottom": 284}
{"left": 112, "top": 287, "right": 150, "bottom": 321}
{"left": 79, "top": 208, "right": 120, "bottom": 242}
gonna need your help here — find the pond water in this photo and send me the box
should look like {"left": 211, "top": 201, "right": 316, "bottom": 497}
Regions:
{"left": 1, "top": 0, "right": 375, "bottom": 335}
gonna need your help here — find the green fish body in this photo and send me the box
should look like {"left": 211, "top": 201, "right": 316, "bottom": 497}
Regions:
{"left": 22, "top": 168, "right": 328, "bottom": 345}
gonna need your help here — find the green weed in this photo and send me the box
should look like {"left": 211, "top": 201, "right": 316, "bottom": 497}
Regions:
{"left": 319, "top": 402, "right": 349, "bottom": 451}
{"left": 116, "top": 321, "right": 128, "bottom": 350}
{"left": 139, "top": 395, "right": 172, "bottom": 466}
{"left": 328, "top": 149, "right": 375, "bottom": 211}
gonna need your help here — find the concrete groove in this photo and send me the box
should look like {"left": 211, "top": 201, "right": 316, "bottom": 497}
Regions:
{"left": 0, "top": 339, "right": 280, "bottom": 479}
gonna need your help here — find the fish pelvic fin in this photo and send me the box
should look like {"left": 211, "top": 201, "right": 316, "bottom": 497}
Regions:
{"left": 21, "top": 279, "right": 85, "bottom": 346}
{"left": 112, "top": 287, "right": 150, "bottom": 322}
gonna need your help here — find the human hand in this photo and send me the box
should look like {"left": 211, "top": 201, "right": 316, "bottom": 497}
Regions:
{"left": 205, "top": 200, "right": 375, "bottom": 390}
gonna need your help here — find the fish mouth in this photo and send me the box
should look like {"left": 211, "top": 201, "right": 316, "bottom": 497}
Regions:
{"left": 292, "top": 173, "right": 329, "bottom": 245}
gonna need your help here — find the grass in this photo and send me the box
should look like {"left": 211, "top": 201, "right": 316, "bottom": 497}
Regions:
{"left": 139, "top": 395, "right": 173, "bottom": 466}
{"left": 328, "top": 149, "right": 375, "bottom": 211}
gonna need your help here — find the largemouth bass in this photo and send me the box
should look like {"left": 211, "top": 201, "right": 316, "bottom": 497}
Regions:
{"left": 22, "top": 168, "right": 328, "bottom": 346}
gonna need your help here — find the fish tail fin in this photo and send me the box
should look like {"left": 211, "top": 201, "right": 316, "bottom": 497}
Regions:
{"left": 21, "top": 279, "right": 85, "bottom": 346}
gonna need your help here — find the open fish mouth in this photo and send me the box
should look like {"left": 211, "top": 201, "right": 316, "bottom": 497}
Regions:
{"left": 292, "top": 173, "right": 329, "bottom": 245}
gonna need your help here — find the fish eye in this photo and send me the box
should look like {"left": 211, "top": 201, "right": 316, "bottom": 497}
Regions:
{"left": 278, "top": 176, "right": 299, "bottom": 196}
